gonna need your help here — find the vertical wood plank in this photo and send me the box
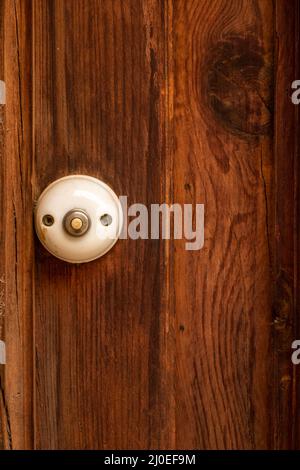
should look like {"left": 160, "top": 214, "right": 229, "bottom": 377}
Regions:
{"left": 295, "top": 2, "right": 300, "bottom": 449}
{"left": 0, "top": 0, "right": 7, "bottom": 449}
{"left": 2, "top": 0, "right": 34, "bottom": 449}
{"left": 172, "top": 0, "right": 274, "bottom": 449}
{"left": 32, "top": 0, "right": 173, "bottom": 449}
{"left": 274, "top": 0, "right": 300, "bottom": 450}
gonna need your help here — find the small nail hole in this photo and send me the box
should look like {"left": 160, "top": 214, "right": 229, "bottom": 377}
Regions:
{"left": 100, "top": 214, "right": 112, "bottom": 226}
{"left": 42, "top": 214, "right": 54, "bottom": 226}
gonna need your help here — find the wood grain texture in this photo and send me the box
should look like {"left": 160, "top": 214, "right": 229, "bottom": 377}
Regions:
{"left": 1, "top": 0, "right": 34, "bottom": 449}
{"left": 295, "top": 1, "right": 300, "bottom": 448}
{"left": 0, "top": 0, "right": 299, "bottom": 450}
{"left": 0, "top": 0, "right": 7, "bottom": 450}
{"left": 172, "top": 0, "right": 274, "bottom": 449}
{"left": 273, "top": 0, "right": 300, "bottom": 449}
{"left": 32, "top": 0, "right": 172, "bottom": 449}
{"left": 0, "top": 1, "right": 34, "bottom": 449}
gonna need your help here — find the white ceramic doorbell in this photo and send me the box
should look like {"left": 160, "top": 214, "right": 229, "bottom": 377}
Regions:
{"left": 34, "top": 175, "right": 123, "bottom": 263}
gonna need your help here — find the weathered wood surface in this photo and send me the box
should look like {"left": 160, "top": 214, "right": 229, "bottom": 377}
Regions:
{"left": 0, "top": 0, "right": 7, "bottom": 450}
{"left": 273, "top": 0, "right": 300, "bottom": 449}
{"left": 1, "top": 0, "right": 34, "bottom": 450}
{"left": 32, "top": 0, "right": 171, "bottom": 450}
{"left": 0, "top": 0, "right": 299, "bottom": 450}
{"left": 172, "top": 0, "right": 274, "bottom": 449}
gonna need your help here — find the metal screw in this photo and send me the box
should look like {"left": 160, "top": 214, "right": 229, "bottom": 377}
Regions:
{"left": 43, "top": 214, "right": 54, "bottom": 226}
{"left": 100, "top": 213, "right": 112, "bottom": 226}
{"left": 63, "top": 209, "right": 90, "bottom": 237}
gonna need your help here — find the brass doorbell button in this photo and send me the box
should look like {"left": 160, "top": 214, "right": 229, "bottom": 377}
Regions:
{"left": 63, "top": 209, "right": 90, "bottom": 237}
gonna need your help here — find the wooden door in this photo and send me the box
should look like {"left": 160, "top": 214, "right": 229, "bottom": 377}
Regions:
{"left": 0, "top": 0, "right": 299, "bottom": 450}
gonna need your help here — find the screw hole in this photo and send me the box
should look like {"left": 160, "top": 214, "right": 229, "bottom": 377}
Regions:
{"left": 100, "top": 213, "right": 112, "bottom": 226}
{"left": 42, "top": 214, "right": 54, "bottom": 226}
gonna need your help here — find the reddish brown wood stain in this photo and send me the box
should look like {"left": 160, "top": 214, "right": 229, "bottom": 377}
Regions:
{"left": 0, "top": 0, "right": 299, "bottom": 450}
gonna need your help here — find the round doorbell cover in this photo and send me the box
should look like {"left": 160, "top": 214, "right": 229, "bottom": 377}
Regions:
{"left": 34, "top": 175, "right": 123, "bottom": 263}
